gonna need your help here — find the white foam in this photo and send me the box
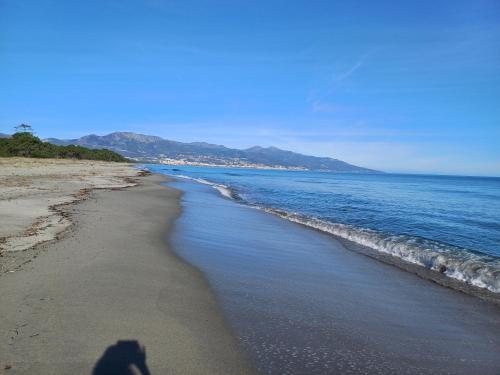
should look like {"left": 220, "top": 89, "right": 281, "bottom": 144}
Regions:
{"left": 174, "top": 175, "right": 234, "bottom": 199}
{"left": 259, "top": 208, "right": 500, "bottom": 294}
{"left": 213, "top": 185, "right": 233, "bottom": 199}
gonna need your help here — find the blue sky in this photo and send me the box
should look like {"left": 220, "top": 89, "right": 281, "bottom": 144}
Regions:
{"left": 1, "top": 0, "right": 499, "bottom": 175}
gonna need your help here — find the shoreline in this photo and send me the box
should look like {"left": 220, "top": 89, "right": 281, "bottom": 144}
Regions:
{"left": 335, "top": 235, "right": 500, "bottom": 304}
{"left": 251, "top": 204, "right": 500, "bottom": 303}
{"left": 169, "top": 179, "right": 500, "bottom": 374}
{"left": 160, "top": 169, "right": 499, "bottom": 303}
{"left": 0, "top": 168, "right": 256, "bottom": 374}
{"left": 2, "top": 159, "right": 499, "bottom": 374}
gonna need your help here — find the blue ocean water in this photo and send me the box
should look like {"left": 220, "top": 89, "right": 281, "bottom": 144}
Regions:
{"left": 147, "top": 165, "right": 500, "bottom": 293}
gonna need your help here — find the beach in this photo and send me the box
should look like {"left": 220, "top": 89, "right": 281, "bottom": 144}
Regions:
{"left": 1, "top": 159, "right": 500, "bottom": 375}
{"left": 0, "top": 158, "right": 138, "bottom": 261}
{"left": 0, "top": 159, "right": 255, "bottom": 374}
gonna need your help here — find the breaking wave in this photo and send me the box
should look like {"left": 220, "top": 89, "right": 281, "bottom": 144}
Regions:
{"left": 258, "top": 208, "right": 500, "bottom": 293}
{"left": 175, "top": 175, "right": 235, "bottom": 199}
{"left": 172, "top": 174, "right": 500, "bottom": 294}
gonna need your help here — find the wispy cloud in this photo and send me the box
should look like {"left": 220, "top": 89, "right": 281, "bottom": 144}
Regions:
{"left": 334, "top": 52, "right": 372, "bottom": 82}
{"left": 308, "top": 52, "right": 373, "bottom": 113}
{"left": 335, "top": 58, "right": 364, "bottom": 82}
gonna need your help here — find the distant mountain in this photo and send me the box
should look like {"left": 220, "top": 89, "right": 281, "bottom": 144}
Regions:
{"left": 0, "top": 133, "right": 10, "bottom": 138}
{"left": 46, "top": 132, "right": 379, "bottom": 172}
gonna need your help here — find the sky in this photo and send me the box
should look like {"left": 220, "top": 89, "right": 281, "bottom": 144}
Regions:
{"left": 1, "top": 0, "right": 499, "bottom": 175}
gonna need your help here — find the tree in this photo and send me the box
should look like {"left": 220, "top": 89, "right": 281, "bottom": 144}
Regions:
{"left": 14, "top": 123, "right": 33, "bottom": 133}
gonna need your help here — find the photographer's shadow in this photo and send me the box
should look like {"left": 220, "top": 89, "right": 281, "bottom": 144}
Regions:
{"left": 93, "top": 340, "right": 151, "bottom": 375}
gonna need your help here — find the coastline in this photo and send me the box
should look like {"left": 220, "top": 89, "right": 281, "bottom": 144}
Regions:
{"left": 159, "top": 167, "right": 500, "bottom": 302}
{"left": 0, "top": 167, "right": 255, "bottom": 374}
{"left": 169, "top": 179, "right": 500, "bottom": 375}
{"left": 2, "top": 159, "right": 499, "bottom": 374}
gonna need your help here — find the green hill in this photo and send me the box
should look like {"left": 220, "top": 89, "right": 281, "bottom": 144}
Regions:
{"left": 0, "top": 132, "right": 128, "bottom": 162}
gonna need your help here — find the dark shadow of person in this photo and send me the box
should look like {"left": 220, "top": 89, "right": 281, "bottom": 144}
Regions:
{"left": 92, "top": 340, "right": 151, "bottom": 375}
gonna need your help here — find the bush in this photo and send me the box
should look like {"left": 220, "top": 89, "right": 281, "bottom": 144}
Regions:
{"left": 0, "top": 132, "right": 128, "bottom": 162}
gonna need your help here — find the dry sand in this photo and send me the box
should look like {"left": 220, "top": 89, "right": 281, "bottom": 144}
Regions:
{"left": 0, "top": 158, "right": 138, "bottom": 262}
{"left": 0, "top": 159, "right": 255, "bottom": 374}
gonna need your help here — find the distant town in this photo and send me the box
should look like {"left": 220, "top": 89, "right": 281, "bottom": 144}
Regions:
{"left": 132, "top": 156, "right": 307, "bottom": 170}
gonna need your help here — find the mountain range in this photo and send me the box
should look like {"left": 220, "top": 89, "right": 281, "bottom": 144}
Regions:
{"left": 45, "top": 132, "right": 377, "bottom": 172}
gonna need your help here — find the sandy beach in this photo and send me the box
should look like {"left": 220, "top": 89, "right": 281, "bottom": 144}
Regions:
{"left": 2, "top": 158, "right": 499, "bottom": 375}
{"left": 0, "top": 158, "right": 138, "bottom": 262}
{"left": 0, "top": 159, "right": 255, "bottom": 374}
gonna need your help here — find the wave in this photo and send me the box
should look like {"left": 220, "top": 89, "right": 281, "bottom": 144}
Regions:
{"left": 258, "top": 207, "right": 500, "bottom": 294}
{"left": 175, "top": 175, "right": 235, "bottom": 199}
{"left": 170, "top": 173, "right": 500, "bottom": 294}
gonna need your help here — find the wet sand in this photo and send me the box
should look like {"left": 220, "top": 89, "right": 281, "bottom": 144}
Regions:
{"left": 0, "top": 173, "right": 255, "bottom": 374}
{"left": 171, "top": 180, "right": 500, "bottom": 375}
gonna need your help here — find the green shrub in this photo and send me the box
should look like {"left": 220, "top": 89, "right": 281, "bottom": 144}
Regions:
{"left": 0, "top": 132, "right": 128, "bottom": 162}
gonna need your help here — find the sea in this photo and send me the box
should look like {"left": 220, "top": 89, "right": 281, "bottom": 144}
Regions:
{"left": 146, "top": 164, "right": 500, "bottom": 294}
